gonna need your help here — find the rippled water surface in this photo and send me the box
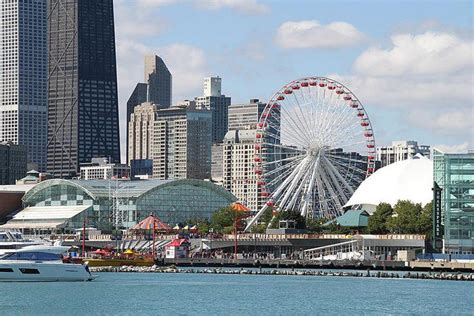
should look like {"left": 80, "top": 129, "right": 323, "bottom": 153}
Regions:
{"left": 1, "top": 272, "right": 473, "bottom": 315}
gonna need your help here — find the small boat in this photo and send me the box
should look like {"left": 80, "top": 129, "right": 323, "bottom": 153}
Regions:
{"left": 0, "top": 245, "right": 95, "bottom": 282}
{"left": 0, "top": 231, "right": 43, "bottom": 256}
{"left": 84, "top": 249, "right": 155, "bottom": 267}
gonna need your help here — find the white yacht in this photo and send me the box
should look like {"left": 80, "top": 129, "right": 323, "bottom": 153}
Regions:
{"left": 0, "top": 245, "right": 95, "bottom": 282}
{"left": 0, "top": 231, "right": 43, "bottom": 256}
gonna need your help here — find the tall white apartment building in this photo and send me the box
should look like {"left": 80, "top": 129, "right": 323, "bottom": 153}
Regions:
{"left": 128, "top": 102, "right": 158, "bottom": 163}
{"left": 376, "top": 140, "right": 431, "bottom": 167}
{"left": 203, "top": 76, "right": 222, "bottom": 97}
{"left": 0, "top": 0, "right": 47, "bottom": 171}
{"left": 223, "top": 130, "right": 262, "bottom": 211}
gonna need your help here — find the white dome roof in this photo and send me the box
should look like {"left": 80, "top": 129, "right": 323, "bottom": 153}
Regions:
{"left": 344, "top": 154, "right": 433, "bottom": 213}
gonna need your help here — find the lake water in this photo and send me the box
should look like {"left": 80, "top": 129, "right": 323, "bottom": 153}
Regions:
{"left": 1, "top": 272, "right": 473, "bottom": 315}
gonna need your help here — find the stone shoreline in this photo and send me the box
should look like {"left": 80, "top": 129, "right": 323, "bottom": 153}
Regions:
{"left": 89, "top": 265, "right": 474, "bottom": 281}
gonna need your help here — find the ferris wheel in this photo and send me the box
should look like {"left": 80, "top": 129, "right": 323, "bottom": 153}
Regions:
{"left": 245, "top": 77, "right": 376, "bottom": 231}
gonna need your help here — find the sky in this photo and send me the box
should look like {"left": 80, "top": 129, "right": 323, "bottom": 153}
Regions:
{"left": 114, "top": 0, "right": 474, "bottom": 161}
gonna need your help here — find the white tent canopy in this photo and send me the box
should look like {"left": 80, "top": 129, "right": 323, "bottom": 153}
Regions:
{"left": 344, "top": 154, "right": 433, "bottom": 214}
{"left": 1, "top": 205, "right": 91, "bottom": 230}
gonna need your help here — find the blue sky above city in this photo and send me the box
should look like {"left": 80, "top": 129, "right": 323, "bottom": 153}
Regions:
{"left": 114, "top": 0, "right": 473, "bottom": 160}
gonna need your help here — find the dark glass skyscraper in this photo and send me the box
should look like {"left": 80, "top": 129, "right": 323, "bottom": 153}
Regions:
{"left": 47, "top": 0, "right": 120, "bottom": 178}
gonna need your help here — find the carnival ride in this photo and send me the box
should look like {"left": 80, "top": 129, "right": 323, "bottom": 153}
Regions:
{"left": 245, "top": 77, "right": 376, "bottom": 231}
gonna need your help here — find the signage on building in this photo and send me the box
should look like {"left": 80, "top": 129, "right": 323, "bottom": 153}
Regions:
{"left": 432, "top": 181, "right": 443, "bottom": 250}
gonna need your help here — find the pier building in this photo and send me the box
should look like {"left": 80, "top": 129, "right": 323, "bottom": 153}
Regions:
{"left": 1, "top": 179, "right": 236, "bottom": 232}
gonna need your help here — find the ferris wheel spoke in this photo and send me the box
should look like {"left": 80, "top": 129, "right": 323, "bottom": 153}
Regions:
{"left": 318, "top": 164, "right": 343, "bottom": 212}
{"left": 275, "top": 156, "right": 313, "bottom": 211}
{"left": 301, "top": 155, "right": 320, "bottom": 217}
{"left": 244, "top": 156, "right": 310, "bottom": 231}
{"left": 326, "top": 153, "right": 368, "bottom": 165}
{"left": 285, "top": 157, "right": 318, "bottom": 214}
{"left": 321, "top": 158, "right": 350, "bottom": 205}
{"left": 265, "top": 161, "right": 304, "bottom": 188}
{"left": 326, "top": 156, "right": 367, "bottom": 178}
{"left": 290, "top": 91, "right": 316, "bottom": 143}
{"left": 322, "top": 155, "right": 356, "bottom": 194}
{"left": 280, "top": 105, "right": 314, "bottom": 146}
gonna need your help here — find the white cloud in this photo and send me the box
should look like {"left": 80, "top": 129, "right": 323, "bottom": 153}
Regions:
{"left": 433, "top": 142, "right": 472, "bottom": 153}
{"left": 275, "top": 20, "right": 366, "bottom": 49}
{"left": 354, "top": 32, "right": 473, "bottom": 76}
{"left": 115, "top": 1, "right": 168, "bottom": 38}
{"left": 407, "top": 108, "right": 474, "bottom": 136}
{"left": 197, "top": 0, "right": 269, "bottom": 14}
{"left": 130, "top": 0, "right": 269, "bottom": 14}
{"left": 136, "top": 0, "right": 179, "bottom": 7}
{"left": 328, "top": 30, "right": 474, "bottom": 141}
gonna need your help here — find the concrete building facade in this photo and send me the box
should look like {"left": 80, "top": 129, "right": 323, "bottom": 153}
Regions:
{"left": 126, "top": 56, "right": 171, "bottom": 163}
{"left": 151, "top": 108, "right": 212, "bottom": 180}
{"left": 79, "top": 158, "right": 130, "bottom": 180}
{"left": 222, "top": 130, "right": 262, "bottom": 211}
{"left": 195, "top": 77, "right": 231, "bottom": 143}
{"left": 128, "top": 102, "right": 158, "bottom": 164}
{"left": 0, "top": 0, "right": 47, "bottom": 171}
{"left": 228, "top": 99, "right": 266, "bottom": 131}
{"left": 128, "top": 104, "right": 212, "bottom": 180}
{"left": 377, "top": 140, "right": 430, "bottom": 167}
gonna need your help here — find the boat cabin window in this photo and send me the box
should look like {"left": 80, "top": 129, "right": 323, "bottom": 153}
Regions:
{"left": 0, "top": 233, "right": 8, "bottom": 241}
{"left": 0, "top": 252, "right": 62, "bottom": 261}
{"left": 11, "top": 232, "right": 23, "bottom": 240}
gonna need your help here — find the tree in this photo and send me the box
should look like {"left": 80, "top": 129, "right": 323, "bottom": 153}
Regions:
{"left": 367, "top": 203, "right": 393, "bottom": 234}
{"left": 305, "top": 218, "right": 326, "bottom": 233}
{"left": 210, "top": 207, "right": 248, "bottom": 233}
{"left": 418, "top": 202, "right": 433, "bottom": 237}
{"left": 186, "top": 217, "right": 210, "bottom": 234}
{"left": 271, "top": 211, "right": 306, "bottom": 229}
{"left": 387, "top": 200, "right": 423, "bottom": 234}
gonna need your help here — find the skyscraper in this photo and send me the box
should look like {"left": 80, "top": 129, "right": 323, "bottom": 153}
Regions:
{"left": 228, "top": 99, "right": 266, "bottom": 131}
{"left": 144, "top": 55, "right": 172, "bottom": 107}
{"left": 152, "top": 107, "right": 211, "bottom": 180}
{"left": 0, "top": 0, "right": 47, "bottom": 171}
{"left": 126, "top": 55, "right": 172, "bottom": 163}
{"left": 128, "top": 103, "right": 212, "bottom": 180}
{"left": 47, "top": 0, "right": 120, "bottom": 178}
{"left": 195, "top": 76, "right": 231, "bottom": 143}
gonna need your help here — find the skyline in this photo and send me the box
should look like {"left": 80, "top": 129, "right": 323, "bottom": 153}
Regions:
{"left": 115, "top": 0, "right": 473, "bottom": 162}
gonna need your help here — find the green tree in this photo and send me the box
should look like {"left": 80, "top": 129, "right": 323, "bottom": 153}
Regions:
{"left": 210, "top": 207, "right": 248, "bottom": 233}
{"left": 387, "top": 200, "right": 423, "bottom": 234}
{"left": 322, "top": 222, "right": 351, "bottom": 234}
{"left": 305, "top": 218, "right": 325, "bottom": 233}
{"left": 367, "top": 203, "right": 393, "bottom": 234}
{"left": 418, "top": 202, "right": 433, "bottom": 237}
{"left": 186, "top": 217, "right": 210, "bottom": 234}
{"left": 271, "top": 211, "right": 306, "bottom": 229}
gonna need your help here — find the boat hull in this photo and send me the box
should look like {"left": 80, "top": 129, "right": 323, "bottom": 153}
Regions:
{"left": 85, "top": 258, "right": 154, "bottom": 267}
{"left": 0, "top": 262, "right": 94, "bottom": 282}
